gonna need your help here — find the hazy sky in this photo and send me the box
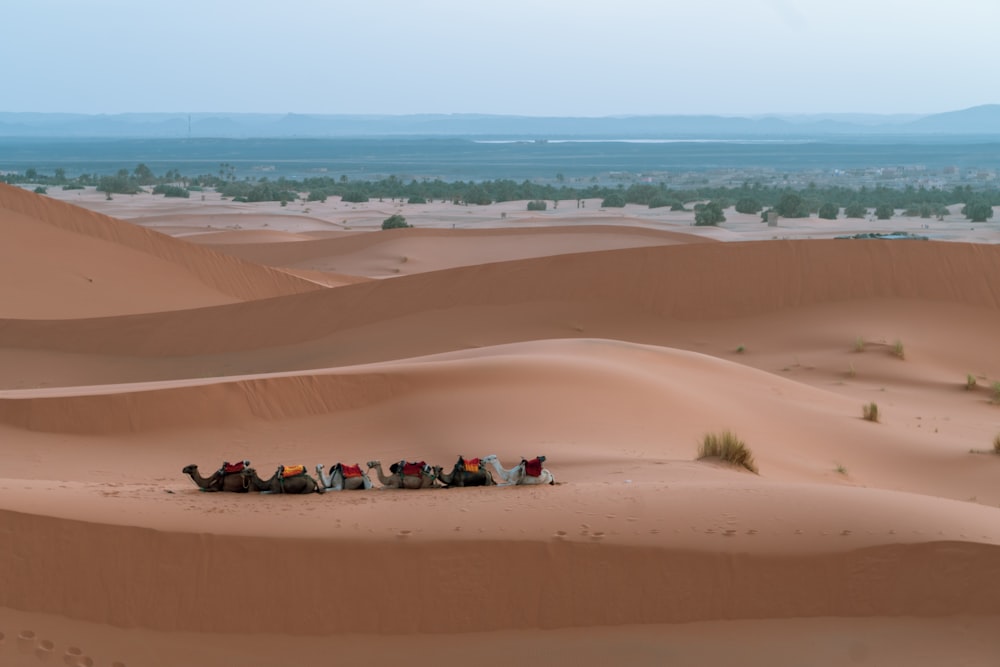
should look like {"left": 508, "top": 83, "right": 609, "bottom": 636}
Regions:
{"left": 5, "top": 0, "right": 998, "bottom": 117}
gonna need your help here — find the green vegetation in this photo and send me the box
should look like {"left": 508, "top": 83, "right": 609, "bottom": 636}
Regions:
{"left": 407, "top": 195, "right": 427, "bottom": 204}
{"left": 694, "top": 201, "right": 726, "bottom": 226}
{"left": 892, "top": 340, "right": 905, "bottom": 359}
{"left": 735, "top": 197, "right": 762, "bottom": 214}
{"left": 775, "top": 193, "right": 809, "bottom": 218}
{"left": 853, "top": 336, "right": 865, "bottom": 353}
{"left": 862, "top": 402, "right": 880, "bottom": 422}
{"left": 818, "top": 202, "right": 838, "bottom": 220}
{"left": 526, "top": 200, "right": 547, "bottom": 211}
{"left": 992, "top": 381, "right": 1000, "bottom": 405}
{"left": 151, "top": 184, "right": 189, "bottom": 198}
{"left": 735, "top": 344, "right": 745, "bottom": 354}
{"left": 844, "top": 202, "right": 868, "bottom": 218}
{"left": 381, "top": 214, "right": 411, "bottom": 230}
{"left": 962, "top": 200, "right": 995, "bottom": 222}
{"left": 966, "top": 374, "right": 977, "bottom": 390}
{"left": 341, "top": 191, "right": 369, "bottom": 203}
{"left": 697, "top": 430, "right": 758, "bottom": 473}
{"left": 874, "top": 204, "right": 894, "bottom": 220}
{"left": 601, "top": 193, "right": 626, "bottom": 208}
{"left": 33, "top": 186, "right": 47, "bottom": 194}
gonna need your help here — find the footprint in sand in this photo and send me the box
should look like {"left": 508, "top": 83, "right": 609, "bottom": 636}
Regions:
{"left": 396, "top": 529, "right": 411, "bottom": 538}
{"left": 553, "top": 530, "right": 567, "bottom": 539}
{"left": 590, "top": 531, "right": 605, "bottom": 540}
{"left": 65, "top": 646, "right": 84, "bottom": 663}
{"left": 746, "top": 529, "right": 758, "bottom": 535}
{"left": 841, "top": 529, "right": 853, "bottom": 536}
{"left": 723, "top": 529, "right": 737, "bottom": 537}
{"left": 17, "top": 629, "right": 36, "bottom": 653}
{"left": 35, "top": 638, "right": 54, "bottom": 660}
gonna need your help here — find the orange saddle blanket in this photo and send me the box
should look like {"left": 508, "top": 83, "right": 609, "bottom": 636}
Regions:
{"left": 280, "top": 464, "right": 306, "bottom": 478}
{"left": 394, "top": 461, "right": 427, "bottom": 477}
{"left": 339, "top": 463, "right": 363, "bottom": 478}
{"left": 461, "top": 457, "right": 481, "bottom": 473}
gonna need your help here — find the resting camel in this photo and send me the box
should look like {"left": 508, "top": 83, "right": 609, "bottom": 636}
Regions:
{"left": 367, "top": 460, "right": 438, "bottom": 489}
{"left": 316, "top": 463, "right": 373, "bottom": 491}
{"left": 240, "top": 466, "right": 324, "bottom": 494}
{"left": 480, "top": 455, "right": 555, "bottom": 485}
{"left": 181, "top": 464, "right": 252, "bottom": 492}
{"left": 435, "top": 457, "right": 496, "bottom": 488}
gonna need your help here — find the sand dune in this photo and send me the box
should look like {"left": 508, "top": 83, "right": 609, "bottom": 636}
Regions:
{"left": 2, "top": 187, "right": 1000, "bottom": 665}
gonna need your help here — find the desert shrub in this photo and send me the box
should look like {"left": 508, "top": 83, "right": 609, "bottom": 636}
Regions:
{"left": 962, "top": 200, "right": 994, "bottom": 222}
{"left": 892, "top": 340, "right": 905, "bottom": 359}
{"left": 853, "top": 336, "right": 865, "bottom": 352}
{"left": 527, "top": 200, "right": 547, "bottom": 211}
{"left": 33, "top": 186, "right": 47, "bottom": 194}
{"left": 407, "top": 195, "right": 426, "bottom": 204}
{"left": 966, "top": 374, "right": 977, "bottom": 390}
{"left": 341, "top": 191, "right": 369, "bottom": 203}
{"left": 601, "top": 193, "right": 626, "bottom": 208}
{"left": 818, "top": 202, "right": 838, "bottom": 220}
{"left": 648, "top": 195, "right": 674, "bottom": 209}
{"left": 874, "top": 204, "right": 894, "bottom": 220}
{"left": 992, "top": 382, "right": 1000, "bottom": 405}
{"left": 994, "top": 434, "right": 1000, "bottom": 455}
{"left": 697, "top": 430, "right": 758, "bottom": 473}
{"left": 152, "top": 184, "right": 190, "bottom": 198}
{"left": 61, "top": 184, "right": 85, "bottom": 190}
{"left": 734, "top": 197, "right": 762, "bottom": 214}
{"left": 307, "top": 190, "right": 328, "bottom": 202}
{"left": 670, "top": 201, "right": 687, "bottom": 211}
{"left": 862, "top": 402, "right": 879, "bottom": 422}
{"left": 381, "top": 214, "right": 411, "bottom": 230}
{"left": 844, "top": 202, "right": 868, "bottom": 219}
{"left": 694, "top": 201, "right": 726, "bottom": 226}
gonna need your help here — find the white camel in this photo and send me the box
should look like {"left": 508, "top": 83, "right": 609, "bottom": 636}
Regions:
{"left": 316, "top": 463, "right": 373, "bottom": 491}
{"left": 481, "top": 455, "right": 555, "bottom": 486}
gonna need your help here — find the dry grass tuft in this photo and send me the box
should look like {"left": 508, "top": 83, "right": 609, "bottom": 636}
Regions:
{"left": 994, "top": 434, "right": 1000, "bottom": 455}
{"left": 698, "top": 430, "right": 758, "bottom": 473}
{"left": 966, "top": 374, "right": 977, "bottom": 390}
{"left": 853, "top": 336, "right": 866, "bottom": 352}
{"left": 892, "top": 340, "right": 905, "bottom": 359}
{"left": 862, "top": 402, "right": 880, "bottom": 422}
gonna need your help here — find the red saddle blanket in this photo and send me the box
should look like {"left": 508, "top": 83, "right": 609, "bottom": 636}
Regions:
{"left": 402, "top": 461, "right": 427, "bottom": 477}
{"left": 280, "top": 465, "right": 306, "bottom": 478}
{"left": 461, "top": 457, "right": 481, "bottom": 473}
{"left": 522, "top": 456, "right": 546, "bottom": 477}
{"left": 340, "top": 463, "right": 363, "bottom": 478}
{"left": 221, "top": 460, "right": 249, "bottom": 474}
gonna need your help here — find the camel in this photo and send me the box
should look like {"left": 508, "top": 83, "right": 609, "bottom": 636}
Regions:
{"left": 240, "top": 466, "right": 324, "bottom": 494}
{"left": 181, "top": 464, "right": 252, "bottom": 492}
{"left": 480, "top": 455, "right": 555, "bottom": 485}
{"left": 316, "top": 463, "right": 373, "bottom": 491}
{"left": 435, "top": 457, "right": 496, "bottom": 488}
{"left": 366, "top": 460, "right": 438, "bottom": 489}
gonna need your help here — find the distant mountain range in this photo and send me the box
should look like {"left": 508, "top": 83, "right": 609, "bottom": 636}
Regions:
{"left": 0, "top": 106, "right": 997, "bottom": 139}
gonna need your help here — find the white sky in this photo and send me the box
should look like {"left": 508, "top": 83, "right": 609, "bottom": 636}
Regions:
{"left": 4, "top": 0, "right": 998, "bottom": 116}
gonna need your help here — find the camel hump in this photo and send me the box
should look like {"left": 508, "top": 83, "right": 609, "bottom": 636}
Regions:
{"left": 522, "top": 456, "right": 546, "bottom": 477}
{"left": 460, "top": 456, "right": 481, "bottom": 472}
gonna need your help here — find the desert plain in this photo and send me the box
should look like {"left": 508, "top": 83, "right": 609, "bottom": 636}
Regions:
{"left": 1, "top": 183, "right": 999, "bottom": 666}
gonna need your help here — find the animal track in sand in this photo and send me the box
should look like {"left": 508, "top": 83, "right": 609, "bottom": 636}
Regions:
{"left": 2, "top": 628, "right": 122, "bottom": 667}
{"left": 553, "top": 530, "right": 568, "bottom": 539}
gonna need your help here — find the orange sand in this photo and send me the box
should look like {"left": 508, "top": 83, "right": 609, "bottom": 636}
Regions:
{"left": 1, "top": 184, "right": 999, "bottom": 666}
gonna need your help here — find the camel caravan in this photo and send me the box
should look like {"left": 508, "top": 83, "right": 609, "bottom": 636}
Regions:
{"left": 182, "top": 455, "right": 554, "bottom": 494}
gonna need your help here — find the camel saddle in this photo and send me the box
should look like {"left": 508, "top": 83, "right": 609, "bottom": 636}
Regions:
{"left": 220, "top": 460, "right": 250, "bottom": 475}
{"left": 459, "top": 456, "right": 481, "bottom": 473}
{"left": 339, "top": 463, "right": 363, "bottom": 479}
{"left": 390, "top": 461, "right": 428, "bottom": 477}
{"left": 279, "top": 464, "right": 306, "bottom": 478}
{"left": 522, "top": 456, "right": 546, "bottom": 478}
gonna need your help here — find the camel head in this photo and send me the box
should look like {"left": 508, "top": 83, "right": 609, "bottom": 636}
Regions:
{"left": 182, "top": 464, "right": 198, "bottom": 475}
{"left": 315, "top": 464, "right": 325, "bottom": 474}
{"left": 366, "top": 460, "right": 379, "bottom": 469}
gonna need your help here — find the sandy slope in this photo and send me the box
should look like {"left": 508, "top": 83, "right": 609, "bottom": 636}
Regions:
{"left": 2, "top": 187, "right": 1000, "bottom": 666}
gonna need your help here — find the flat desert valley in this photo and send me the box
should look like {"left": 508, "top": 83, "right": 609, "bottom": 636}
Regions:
{"left": 2, "top": 184, "right": 1000, "bottom": 666}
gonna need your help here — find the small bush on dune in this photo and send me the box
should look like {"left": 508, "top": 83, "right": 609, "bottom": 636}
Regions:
{"left": 993, "top": 434, "right": 1000, "bottom": 455}
{"left": 993, "top": 382, "right": 1000, "bottom": 405}
{"left": 853, "top": 336, "right": 865, "bottom": 353}
{"left": 862, "top": 402, "right": 879, "bottom": 422}
{"left": 892, "top": 340, "right": 905, "bottom": 359}
{"left": 966, "top": 374, "right": 977, "bottom": 390}
{"left": 697, "top": 430, "right": 758, "bottom": 473}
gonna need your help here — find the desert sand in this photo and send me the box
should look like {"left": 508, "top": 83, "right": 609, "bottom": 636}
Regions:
{"left": 1, "top": 183, "right": 999, "bottom": 666}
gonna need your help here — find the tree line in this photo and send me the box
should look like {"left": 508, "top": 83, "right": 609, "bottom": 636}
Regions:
{"left": 3, "top": 164, "right": 997, "bottom": 222}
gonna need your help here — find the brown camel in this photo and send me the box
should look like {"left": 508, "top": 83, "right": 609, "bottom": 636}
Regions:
{"left": 435, "top": 457, "right": 496, "bottom": 488}
{"left": 241, "top": 466, "right": 324, "bottom": 494}
{"left": 366, "top": 460, "right": 438, "bottom": 489}
{"left": 182, "top": 464, "right": 252, "bottom": 493}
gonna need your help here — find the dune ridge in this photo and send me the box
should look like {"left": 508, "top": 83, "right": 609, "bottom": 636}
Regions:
{"left": 0, "top": 184, "right": 321, "bottom": 307}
